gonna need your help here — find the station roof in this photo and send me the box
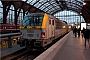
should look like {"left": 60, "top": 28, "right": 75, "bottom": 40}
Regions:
{"left": 1, "top": 0, "right": 90, "bottom": 23}
{"left": 21, "top": 0, "right": 90, "bottom": 23}
{"left": 23, "top": 0, "right": 83, "bottom": 14}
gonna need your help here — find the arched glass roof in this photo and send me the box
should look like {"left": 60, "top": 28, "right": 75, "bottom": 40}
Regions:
{"left": 54, "top": 11, "right": 85, "bottom": 25}
{"left": 1, "top": 0, "right": 89, "bottom": 23}
{"left": 22, "top": 0, "right": 84, "bottom": 15}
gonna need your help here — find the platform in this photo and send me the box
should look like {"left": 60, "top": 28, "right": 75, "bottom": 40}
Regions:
{"left": 0, "top": 45, "right": 25, "bottom": 58}
{"left": 34, "top": 31, "right": 90, "bottom": 60}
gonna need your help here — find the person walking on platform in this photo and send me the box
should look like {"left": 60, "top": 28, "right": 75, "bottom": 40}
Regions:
{"left": 73, "top": 27, "right": 77, "bottom": 37}
{"left": 83, "top": 29, "right": 90, "bottom": 47}
{"left": 81, "top": 27, "right": 85, "bottom": 38}
{"left": 77, "top": 28, "right": 81, "bottom": 37}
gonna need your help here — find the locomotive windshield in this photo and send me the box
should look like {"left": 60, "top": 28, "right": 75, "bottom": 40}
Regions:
{"left": 22, "top": 14, "right": 44, "bottom": 26}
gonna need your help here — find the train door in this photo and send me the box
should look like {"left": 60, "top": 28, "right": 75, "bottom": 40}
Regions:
{"left": 48, "top": 19, "right": 52, "bottom": 38}
{"left": 48, "top": 18, "right": 55, "bottom": 38}
{"left": 51, "top": 19, "right": 55, "bottom": 37}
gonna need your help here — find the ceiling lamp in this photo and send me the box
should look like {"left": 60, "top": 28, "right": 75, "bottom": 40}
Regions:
{"left": 83, "top": 2, "right": 86, "bottom": 5}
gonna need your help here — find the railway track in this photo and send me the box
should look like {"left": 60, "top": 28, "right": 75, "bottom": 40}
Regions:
{"left": 1, "top": 48, "right": 28, "bottom": 60}
{"left": 1, "top": 48, "right": 44, "bottom": 60}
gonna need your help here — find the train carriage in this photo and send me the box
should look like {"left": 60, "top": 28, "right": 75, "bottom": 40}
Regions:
{"left": 18, "top": 13, "right": 70, "bottom": 48}
{"left": 0, "top": 23, "right": 20, "bottom": 34}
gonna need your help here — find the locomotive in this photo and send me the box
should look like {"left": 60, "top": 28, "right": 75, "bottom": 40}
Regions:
{"left": 17, "top": 13, "right": 71, "bottom": 49}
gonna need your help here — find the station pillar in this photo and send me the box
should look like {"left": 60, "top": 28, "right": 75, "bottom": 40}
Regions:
{"left": 8, "top": 36, "right": 12, "bottom": 48}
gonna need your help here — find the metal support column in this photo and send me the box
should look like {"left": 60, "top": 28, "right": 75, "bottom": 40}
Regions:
{"left": 23, "top": 10, "right": 25, "bottom": 18}
{"left": 80, "top": 15, "right": 81, "bottom": 28}
{"left": 15, "top": 9, "right": 17, "bottom": 25}
{"left": 8, "top": 36, "right": 12, "bottom": 48}
{"left": 3, "top": 4, "right": 7, "bottom": 24}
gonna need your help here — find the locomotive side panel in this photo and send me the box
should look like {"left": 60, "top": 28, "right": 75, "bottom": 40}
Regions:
{"left": 41, "top": 14, "right": 56, "bottom": 47}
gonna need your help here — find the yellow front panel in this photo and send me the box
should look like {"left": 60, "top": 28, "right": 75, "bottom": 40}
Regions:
{"left": 42, "top": 13, "right": 49, "bottom": 28}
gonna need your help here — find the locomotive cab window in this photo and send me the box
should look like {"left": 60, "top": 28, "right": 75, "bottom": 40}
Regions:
{"left": 35, "top": 17, "right": 39, "bottom": 25}
{"left": 22, "top": 13, "right": 44, "bottom": 26}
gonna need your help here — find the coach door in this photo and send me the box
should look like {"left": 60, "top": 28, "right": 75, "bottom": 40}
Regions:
{"left": 51, "top": 19, "right": 55, "bottom": 37}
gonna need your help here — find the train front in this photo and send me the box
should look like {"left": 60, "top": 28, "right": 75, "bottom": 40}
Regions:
{"left": 18, "top": 13, "right": 47, "bottom": 48}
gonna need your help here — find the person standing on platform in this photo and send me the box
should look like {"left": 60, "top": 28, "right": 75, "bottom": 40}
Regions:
{"left": 81, "top": 27, "right": 85, "bottom": 38}
{"left": 77, "top": 27, "right": 81, "bottom": 37}
{"left": 73, "top": 27, "right": 77, "bottom": 37}
{"left": 83, "top": 29, "right": 90, "bottom": 47}
{"left": 88, "top": 29, "right": 90, "bottom": 47}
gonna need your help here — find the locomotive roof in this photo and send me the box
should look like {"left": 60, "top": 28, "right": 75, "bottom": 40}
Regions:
{"left": 26, "top": 13, "right": 44, "bottom": 15}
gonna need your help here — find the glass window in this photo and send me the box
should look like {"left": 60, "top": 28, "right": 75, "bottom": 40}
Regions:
{"left": 52, "top": 20, "right": 54, "bottom": 25}
{"left": 0, "top": 1, "right": 3, "bottom": 23}
{"left": 22, "top": 13, "right": 44, "bottom": 26}
{"left": 34, "top": 2, "right": 42, "bottom": 8}
{"left": 49, "top": 20, "right": 51, "bottom": 24}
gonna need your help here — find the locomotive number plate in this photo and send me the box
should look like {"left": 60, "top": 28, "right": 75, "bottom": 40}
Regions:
{"left": 27, "top": 30, "right": 34, "bottom": 33}
{"left": 27, "top": 34, "right": 33, "bottom": 37}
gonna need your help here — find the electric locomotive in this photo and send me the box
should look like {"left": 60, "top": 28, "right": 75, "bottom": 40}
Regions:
{"left": 17, "top": 13, "right": 69, "bottom": 48}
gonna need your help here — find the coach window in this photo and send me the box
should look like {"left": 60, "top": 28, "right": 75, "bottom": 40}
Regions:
{"left": 49, "top": 20, "right": 51, "bottom": 25}
{"left": 52, "top": 20, "right": 54, "bottom": 25}
{"left": 35, "top": 17, "right": 39, "bottom": 25}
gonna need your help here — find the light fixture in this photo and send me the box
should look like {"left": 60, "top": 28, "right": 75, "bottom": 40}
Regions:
{"left": 83, "top": 2, "right": 86, "bottom": 5}
{"left": 80, "top": 13, "right": 82, "bottom": 14}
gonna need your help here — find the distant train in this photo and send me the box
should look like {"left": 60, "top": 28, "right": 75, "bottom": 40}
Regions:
{"left": 17, "top": 13, "right": 71, "bottom": 49}
{"left": 0, "top": 23, "right": 20, "bottom": 34}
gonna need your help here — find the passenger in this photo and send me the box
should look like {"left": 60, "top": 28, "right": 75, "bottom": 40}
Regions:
{"left": 81, "top": 27, "right": 85, "bottom": 38}
{"left": 77, "top": 28, "right": 81, "bottom": 37}
{"left": 83, "top": 29, "right": 90, "bottom": 47}
{"left": 72, "top": 27, "right": 74, "bottom": 34}
{"left": 88, "top": 29, "right": 90, "bottom": 47}
{"left": 73, "top": 27, "right": 77, "bottom": 37}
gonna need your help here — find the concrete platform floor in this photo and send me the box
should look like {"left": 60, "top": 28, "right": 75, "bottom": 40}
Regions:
{"left": 52, "top": 32, "right": 90, "bottom": 60}
{"left": 34, "top": 31, "right": 90, "bottom": 60}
